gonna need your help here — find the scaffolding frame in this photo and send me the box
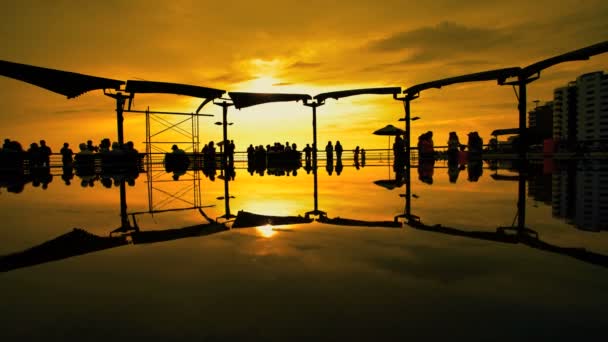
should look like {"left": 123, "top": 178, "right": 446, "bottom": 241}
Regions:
{"left": 123, "top": 106, "right": 214, "bottom": 215}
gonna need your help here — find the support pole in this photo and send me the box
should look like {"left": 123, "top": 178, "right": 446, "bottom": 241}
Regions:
{"left": 312, "top": 104, "right": 319, "bottom": 214}
{"left": 222, "top": 102, "right": 228, "bottom": 166}
{"left": 517, "top": 77, "right": 527, "bottom": 230}
{"left": 404, "top": 99, "right": 412, "bottom": 220}
{"left": 116, "top": 93, "right": 126, "bottom": 147}
{"left": 518, "top": 78, "right": 527, "bottom": 160}
{"left": 119, "top": 179, "right": 130, "bottom": 229}
{"left": 312, "top": 104, "right": 318, "bottom": 169}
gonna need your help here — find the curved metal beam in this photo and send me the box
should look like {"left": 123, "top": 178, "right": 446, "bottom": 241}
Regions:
{"left": 0, "top": 60, "right": 124, "bottom": 99}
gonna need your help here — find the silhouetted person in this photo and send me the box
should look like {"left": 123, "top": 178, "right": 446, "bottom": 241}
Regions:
{"left": 227, "top": 140, "right": 235, "bottom": 165}
{"left": 325, "top": 141, "right": 333, "bottom": 162}
{"left": 335, "top": 141, "right": 343, "bottom": 161}
{"left": 361, "top": 148, "right": 366, "bottom": 167}
{"left": 447, "top": 132, "right": 461, "bottom": 161}
{"left": 99, "top": 138, "right": 111, "bottom": 152}
{"left": 353, "top": 146, "right": 360, "bottom": 164}
{"left": 467, "top": 132, "right": 483, "bottom": 158}
{"left": 86, "top": 140, "right": 98, "bottom": 152}
{"left": 27, "top": 142, "right": 41, "bottom": 168}
{"left": 247, "top": 144, "right": 255, "bottom": 162}
{"left": 304, "top": 144, "right": 312, "bottom": 163}
{"left": 393, "top": 135, "right": 404, "bottom": 163}
{"left": 418, "top": 131, "right": 434, "bottom": 160}
{"left": 60, "top": 142, "right": 73, "bottom": 166}
{"left": 3, "top": 138, "right": 23, "bottom": 152}
{"left": 38, "top": 140, "right": 51, "bottom": 168}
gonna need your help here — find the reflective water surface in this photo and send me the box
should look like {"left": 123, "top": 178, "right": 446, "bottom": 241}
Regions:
{"left": 1, "top": 158, "right": 607, "bottom": 340}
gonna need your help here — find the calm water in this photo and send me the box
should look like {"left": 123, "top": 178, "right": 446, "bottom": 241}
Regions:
{"left": 1, "top": 158, "right": 607, "bottom": 340}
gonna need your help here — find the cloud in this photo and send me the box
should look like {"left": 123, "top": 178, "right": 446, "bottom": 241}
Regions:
{"left": 272, "top": 82, "right": 293, "bottom": 86}
{"left": 288, "top": 61, "right": 322, "bottom": 69}
{"left": 207, "top": 72, "right": 255, "bottom": 85}
{"left": 369, "top": 21, "right": 513, "bottom": 56}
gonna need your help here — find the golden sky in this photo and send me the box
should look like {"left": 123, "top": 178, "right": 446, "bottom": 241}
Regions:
{"left": 1, "top": 0, "right": 607, "bottom": 152}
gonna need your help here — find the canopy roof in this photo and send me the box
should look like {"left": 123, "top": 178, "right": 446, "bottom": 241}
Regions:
{"left": 125, "top": 80, "right": 225, "bottom": 99}
{"left": 229, "top": 92, "right": 311, "bottom": 109}
{"left": 404, "top": 67, "right": 521, "bottom": 98}
{"left": 522, "top": 41, "right": 608, "bottom": 78}
{"left": 0, "top": 60, "right": 124, "bottom": 98}
{"left": 314, "top": 87, "right": 401, "bottom": 103}
{"left": 491, "top": 128, "right": 520, "bottom": 136}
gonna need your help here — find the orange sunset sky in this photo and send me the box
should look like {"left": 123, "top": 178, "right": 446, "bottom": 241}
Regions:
{"left": 1, "top": 0, "right": 607, "bottom": 152}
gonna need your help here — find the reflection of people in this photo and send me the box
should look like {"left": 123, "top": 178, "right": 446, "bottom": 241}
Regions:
{"left": 335, "top": 159, "right": 343, "bottom": 176}
{"left": 468, "top": 160, "right": 483, "bottom": 182}
{"left": 418, "top": 159, "right": 435, "bottom": 184}
{"left": 354, "top": 146, "right": 360, "bottom": 163}
{"left": 326, "top": 157, "right": 334, "bottom": 176}
{"left": 62, "top": 166, "right": 74, "bottom": 185}
{"left": 447, "top": 158, "right": 460, "bottom": 183}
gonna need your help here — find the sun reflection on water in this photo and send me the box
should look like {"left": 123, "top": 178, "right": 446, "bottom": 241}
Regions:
{"left": 256, "top": 224, "right": 277, "bottom": 238}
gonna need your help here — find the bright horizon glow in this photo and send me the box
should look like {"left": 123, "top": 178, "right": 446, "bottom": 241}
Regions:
{"left": 0, "top": 2, "right": 607, "bottom": 153}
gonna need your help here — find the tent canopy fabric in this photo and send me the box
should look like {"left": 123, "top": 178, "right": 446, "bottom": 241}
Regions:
{"left": 0, "top": 60, "right": 124, "bottom": 99}
{"left": 125, "top": 80, "right": 225, "bottom": 99}
{"left": 314, "top": 87, "right": 401, "bottom": 103}
{"left": 229, "top": 92, "right": 311, "bottom": 109}
{"left": 373, "top": 124, "right": 405, "bottom": 136}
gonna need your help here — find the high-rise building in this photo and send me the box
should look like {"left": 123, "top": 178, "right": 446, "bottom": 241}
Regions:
{"left": 576, "top": 71, "right": 608, "bottom": 147}
{"left": 528, "top": 101, "right": 553, "bottom": 145}
{"left": 552, "top": 83, "right": 578, "bottom": 147}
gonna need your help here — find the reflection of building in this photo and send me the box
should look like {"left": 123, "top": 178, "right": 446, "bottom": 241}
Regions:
{"left": 528, "top": 165, "right": 552, "bottom": 205}
{"left": 551, "top": 161, "right": 608, "bottom": 231}
{"left": 574, "top": 161, "right": 608, "bottom": 231}
{"left": 551, "top": 166, "right": 573, "bottom": 219}
{"left": 528, "top": 102, "right": 553, "bottom": 145}
{"left": 552, "top": 71, "right": 608, "bottom": 148}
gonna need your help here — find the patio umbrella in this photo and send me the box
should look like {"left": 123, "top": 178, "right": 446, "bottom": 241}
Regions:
{"left": 373, "top": 124, "right": 405, "bottom": 162}
{"left": 373, "top": 179, "right": 404, "bottom": 190}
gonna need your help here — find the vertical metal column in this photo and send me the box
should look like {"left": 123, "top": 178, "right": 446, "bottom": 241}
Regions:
{"left": 404, "top": 99, "right": 412, "bottom": 220}
{"left": 145, "top": 107, "right": 153, "bottom": 213}
{"left": 517, "top": 78, "right": 528, "bottom": 230}
{"left": 119, "top": 180, "right": 130, "bottom": 229}
{"left": 115, "top": 93, "right": 126, "bottom": 147}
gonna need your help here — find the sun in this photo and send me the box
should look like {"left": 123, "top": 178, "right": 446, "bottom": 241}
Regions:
{"left": 239, "top": 76, "right": 282, "bottom": 93}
